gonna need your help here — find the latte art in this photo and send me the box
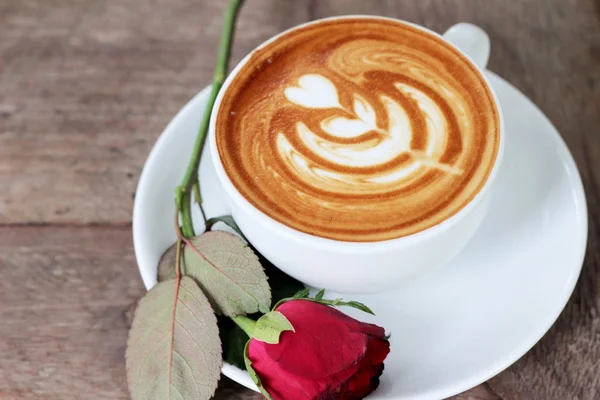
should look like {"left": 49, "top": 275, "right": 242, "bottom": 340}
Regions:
{"left": 280, "top": 73, "right": 462, "bottom": 195}
{"left": 216, "top": 18, "right": 500, "bottom": 241}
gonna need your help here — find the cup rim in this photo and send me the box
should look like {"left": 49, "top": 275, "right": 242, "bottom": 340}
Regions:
{"left": 208, "top": 15, "right": 505, "bottom": 252}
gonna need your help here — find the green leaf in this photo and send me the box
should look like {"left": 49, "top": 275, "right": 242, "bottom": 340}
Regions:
{"left": 156, "top": 243, "right": 179, "bottom": 282}
{"left": 345, "top": 300, "right": 375, "bottom": 315}
{"left": 183, "top": 231, "right": 271, "bottom": 317}
{"left": 203, "top": 214, "right": 304, "bottom": 305}
{"left": 314, "top": 289, "right": 325, "bottom": 301}
{"left": 205, "top": 215, "right": 244, "bottom": 237}
{"left": 126, "top": 277, "right": 222, "bottom": 400}
{"left": 292, "top": 287, "right": 310, "bottom": 299}
{"left": 272, "top": 286, "right": 310, "bottom": 310}
{"left": 253, "top": 311, "right": 294, "bottom": 344}
{"left": 244, "top": 341, "right": 274, "bottom": 400}
{"left": 313, "top": 298, "right": 375, "bottom": 316}
{"left": 205, "top": 215, "right": 303, "bottom": 302}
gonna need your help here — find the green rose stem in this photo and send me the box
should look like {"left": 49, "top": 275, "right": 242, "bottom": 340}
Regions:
{"left": 233, "top": 315, "right": 257, "bottom": 338}
{"left": 174, "top": 0, "right": 256, "bottom": 337}
{"left": 176, "top": 0, "right": 245, "bottom": 239}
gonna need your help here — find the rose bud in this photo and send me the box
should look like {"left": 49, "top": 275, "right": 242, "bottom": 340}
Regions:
{"left": 247, "top": 299, "right": 390, "bottom": 399}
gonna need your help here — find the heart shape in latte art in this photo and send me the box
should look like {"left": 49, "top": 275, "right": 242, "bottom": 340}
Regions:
{"left": 284, "top": 74, "right": 342, "bottom": 109}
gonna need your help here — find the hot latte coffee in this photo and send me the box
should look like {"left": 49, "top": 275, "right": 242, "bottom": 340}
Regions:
{"left": 216, "top": 18, "right": 500, "bottom": 242}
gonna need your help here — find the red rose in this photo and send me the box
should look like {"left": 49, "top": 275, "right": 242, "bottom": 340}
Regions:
{"left": 248, "top": 299, "right": 390, "bottom": 400}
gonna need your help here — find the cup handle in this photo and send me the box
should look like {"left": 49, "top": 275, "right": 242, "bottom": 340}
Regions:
{"left": 443, "top": 23, "right": 490, "bottom": 70}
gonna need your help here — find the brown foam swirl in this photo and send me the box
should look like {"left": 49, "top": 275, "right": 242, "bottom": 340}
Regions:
{"left": 216, "top": 18, "right": 500, "bottom": 242}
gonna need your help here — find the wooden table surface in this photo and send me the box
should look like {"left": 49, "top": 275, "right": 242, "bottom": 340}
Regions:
{"left": 1, "top": 0, "right": 599, "bottom": 399}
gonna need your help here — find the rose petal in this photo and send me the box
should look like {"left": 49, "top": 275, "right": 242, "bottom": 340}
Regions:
{"left": 334, "top": 338, "right": 390, "bottom": 399}
{"left": 341, "top": 312, "right": 386, "bottom": 339}
{"left": 266, "top": 300, "right": 368, "bottom": 378}
{"left": 247, "top": 300, "right": 391, "bottom": 400}
{"left": 249, "top": 339, "right": 330, "bottom": 400}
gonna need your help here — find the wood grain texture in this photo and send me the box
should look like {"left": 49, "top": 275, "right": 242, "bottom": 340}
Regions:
{"left": 0, "top": 0, "right": 598, "bottom": 399}
{"left": 0, "top": 0, "right": 311, "bottom": 224}
{"left": 0, "top": 227, "right": 143, "bottom": 399}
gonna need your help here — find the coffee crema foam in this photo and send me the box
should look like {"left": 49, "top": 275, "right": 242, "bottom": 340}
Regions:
{"left": 216, "top": 18, "right": 500, "bottom": 242}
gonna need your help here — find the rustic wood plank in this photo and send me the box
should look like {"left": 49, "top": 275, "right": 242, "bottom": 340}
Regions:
{"left": 0, "top": 0, "right": 598, "bottom": 399}
{"left": 0, "top": 226, "right": 142, "bottom": 399}
{"left": 452, "top": 384, "right": 501, "bottom": 400}
{"left": 0, "top": 226, "right": 263, "bottom": 400}
{"left": 0, "top": 0, "right": 311, "bottom": 224}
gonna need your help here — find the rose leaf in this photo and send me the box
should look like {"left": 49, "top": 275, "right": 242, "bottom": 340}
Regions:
{"left": 156, "top": 243, "right": 179, "bottom": 282}
{"left": 126, "top": 277, "right": 222, "bottom": 400}
{"left": 184, "top": 231, "right": 271, "bottom": 317}
{"left": 205, "top": 215, "right": 244, "bottom": 237}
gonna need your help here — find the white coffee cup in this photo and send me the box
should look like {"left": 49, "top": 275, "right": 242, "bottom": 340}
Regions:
{"left": 209, "top": 16, "right": 504, "bottom": 294}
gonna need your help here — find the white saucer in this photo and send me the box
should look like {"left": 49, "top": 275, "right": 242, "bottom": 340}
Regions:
{"left": 132, "top": 72, "right": 587, "bottom": 399}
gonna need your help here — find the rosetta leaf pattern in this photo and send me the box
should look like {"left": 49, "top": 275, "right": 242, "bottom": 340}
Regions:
{"left": 352, "top": 94, "right": 377, "bottom": 127}
{"left": 284, "top": 73, "right": 462, "bottom": 175}
{"left": 321, "top": 115, "right": 374, "bottom": 138}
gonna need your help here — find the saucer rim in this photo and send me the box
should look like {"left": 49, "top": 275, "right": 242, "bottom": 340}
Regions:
{"left": 132, "top": 71, "right": 587, "bottom": 399}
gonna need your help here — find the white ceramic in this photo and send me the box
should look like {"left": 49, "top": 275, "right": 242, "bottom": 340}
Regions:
{"left": 208, "top": 18, "right": 506, "bottom": 293}
{"left": 132, "top": 61, "right": 587, "bottom": 400}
